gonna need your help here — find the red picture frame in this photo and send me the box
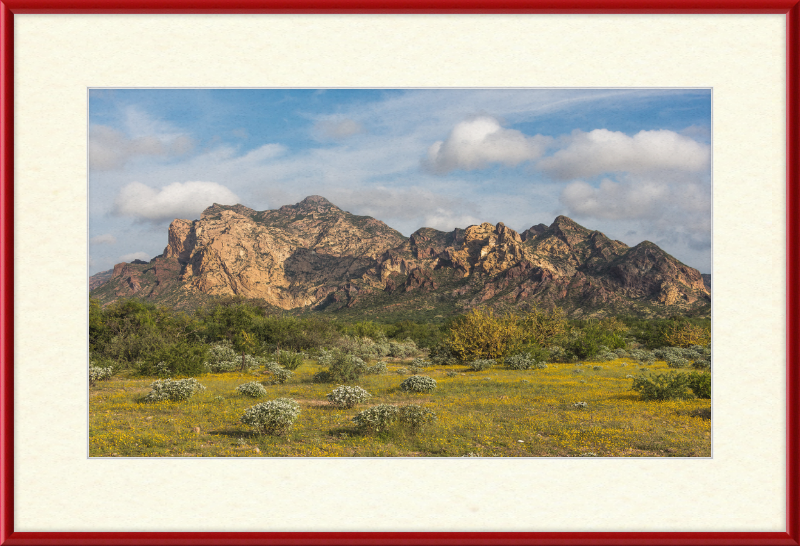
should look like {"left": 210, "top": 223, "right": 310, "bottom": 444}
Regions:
{"left": 1, "top": 4, "right": 797, "bottom": 546}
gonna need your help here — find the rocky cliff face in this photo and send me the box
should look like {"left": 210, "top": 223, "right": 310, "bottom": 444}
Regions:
{"left": 90, "top": 196, "right": 710, "bottom": 318}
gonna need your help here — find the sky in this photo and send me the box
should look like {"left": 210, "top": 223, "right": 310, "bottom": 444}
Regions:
{"left": 88, "top": 88, "right": 712, "bottom": 276}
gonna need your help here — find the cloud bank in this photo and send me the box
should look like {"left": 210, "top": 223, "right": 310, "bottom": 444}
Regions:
{"left": 113, "top": 181, "right": 240, "bottom": 222}
{"left": 538, "top": 129, "right": 709, "bottom": 180}
{"left": 90, "top": 125, "right": 193, "bottom": 171}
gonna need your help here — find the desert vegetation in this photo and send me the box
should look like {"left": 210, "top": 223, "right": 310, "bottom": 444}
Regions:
{"left": 89, "top": 297, "right": 711, "bottom": 457}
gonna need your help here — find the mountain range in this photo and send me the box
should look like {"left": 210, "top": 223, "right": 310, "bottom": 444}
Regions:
{"left": 90, "top": 196, "right": 711, "bottom": 320}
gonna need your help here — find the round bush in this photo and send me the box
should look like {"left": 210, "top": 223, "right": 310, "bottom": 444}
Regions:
{"left": 631, "top": 372, "right": 692, "bottom": 401}
{"left": 468, "top": 359, "right": 495, "bottom": 371}
{"left": 144, "top": 378, "right": 206, "bottom": 402}
{"left": 410, "top": 358, "right": 431, "bottom": 368}
{"left": 263, "top": 363, "right": 293, "bottom": 384}
{"left": 89, "top": 366, "right": 113, "bottom": 385}
{"left": 398, "top": 404, "right": 437, "bottom": 430}
{"left": 504, "top": 354, "right": 547, "bottom": 371}
{"left": 240, "top": 398, "right": 300, "bottom": 435}
{"left": 366, "top": 361, "right": 388, "bottom": 375}
{"left": 352, "top": 404, "right": 399, "bottom": 433}
{"left": 327, "top": 385, "right": 372, "bottom": 408}
{"left": 236, "top": 381, "right": 267, "bottom": 398}
{"left": 399, "top": 375, "right": 437, "bottom": 393}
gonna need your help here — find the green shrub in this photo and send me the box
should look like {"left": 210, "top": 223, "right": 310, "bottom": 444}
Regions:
{"left": 205, "top": 341, "right": 240, "bottom": 372}
{"left": 388, "top": 339, "right": 419, "bottom": 358}
{"left": 276, "top": 350, "right": 304, "bottom": 371}
{"left": 326, "top": 385, "right": 372, "bottom": 408}
{"left": 139, "top": 341, "right": 209, "bottom": 377}
{"left": 236, "top": 382, "right": 267, "bottom": 398}
{"left": 428, "top": 343, "right": 459, "bottom": 366}
{"left": 263, "top": 362, "right": 293, "bottom": 384}
{"left": 631, "top": 372, "right": 692, "bottom": 401}
{"left": 312, "top": 370, "right": 334, "bottom": 383}
{"left": 687, "top": 372, "right": 711, "bottom": 399}
{"left": 546, "top": 345, "right": 570, "bottom": 363}
{"left": 352, "top": 404, "right": 400, "bottom": 433}
{"left": 505, "top": 353, "right": 547, "bottom": 370}
{"left": 313, "top": 351, "right": 367, "bottom": 383}
{"left": 144, "top": 378, "right": 206, "bottom": 402}
{"left": 399, "top": 375, "right": 437, "bottom": 393}
{"left": 366, "top": 361, "right": 388, "bottom": 375}
{"left": 240, "top": 398, "right": 300, "bottom": 435}
{"left": 398, "top": 404, "right": 437, "bottom": 430}
{"left": 468, "top": 359, "right": 495, "bottom": 372}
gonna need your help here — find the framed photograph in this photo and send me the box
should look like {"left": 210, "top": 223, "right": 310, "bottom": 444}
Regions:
{"left": 1, "top": 4, "right": 797, "bottom": 546}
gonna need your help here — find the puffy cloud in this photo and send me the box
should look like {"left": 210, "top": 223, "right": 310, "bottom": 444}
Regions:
{"left": 89, "top": 124, "right": 194, "bottom": 171}
{"left": 315, "top": 118, "right": 365, "bottom": 139}
{"left": 113, "top": 181, "right": 240, "bottom": 222}
{"left": 90, "top": 234, "right": 117, "bottom": 245}
{"left": 538, "top": 129, "right": 709, "bottom": 180}
{"left": 425, "top": 116, "right": 551, "bottom": 174}
{"left": 559, "top": 173, "right": 711, "bottom": 256}
{"left": 119, "top": 251, "right": 150, "bottom": 262}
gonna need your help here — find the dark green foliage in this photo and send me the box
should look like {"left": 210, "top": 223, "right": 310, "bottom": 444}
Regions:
{"left": 621, "top": 316, "right": 711, "bottom": 349}
{"left": 89, "top": 298, "right": 198, "bottom": 367}
{"left": 563, "top": 318, "right": 626, "bottom": 361}
{"left": 631, "top": 372, "right": 692, "bottom": 401}
{"left": 687, "top": 371, "right": 711, "bottom": 399}
{"left": 138, "top": 341, "right": 209, "bottom": 377}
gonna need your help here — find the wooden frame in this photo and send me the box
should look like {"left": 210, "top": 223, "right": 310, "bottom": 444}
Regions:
{"left": 1, "top": 5, "right": 798, "bottom": 546}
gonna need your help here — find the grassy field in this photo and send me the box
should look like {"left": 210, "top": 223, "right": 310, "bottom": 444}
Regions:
{"left": 89, "top": 357, "right": 711, "bottom": 458}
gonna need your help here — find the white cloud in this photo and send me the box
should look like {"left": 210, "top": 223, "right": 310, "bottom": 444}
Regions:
{"left": 560, "top": 173, "right": 709, "bottom": 221}
{"left": 538, "top": 129, "right": 710, "bottom": 180}
{"left": 113, "top": 181, "right": 240, "bottom": 222}
{"left": 90, "top": 124, "right": 194, "bottom": 171}
{"left": 315, "top": 118, "right": 365, "bottom": 139}
{"left": 559, "top": 172, "right": 711, "bottom": 260}
{"left": 119, "top": 251, "right": 150, "bottom": 262}
{"left": 90, "top": 234, "right": 117, "bottom": 245}
{"left": 424, "top": 116, "right": 551, "bottom": 174}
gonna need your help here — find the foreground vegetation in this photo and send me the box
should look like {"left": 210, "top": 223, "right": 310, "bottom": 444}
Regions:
{"left": 90, "top": 355, "right": 710, "bottom": 458}
{"left": 89, "top": 297, "right": 711, "bottom": 457}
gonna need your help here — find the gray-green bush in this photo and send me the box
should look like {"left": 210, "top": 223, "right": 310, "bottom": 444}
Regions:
{"left": 144, "top": 378, "right": 206, "bottom": 402}
{"left": 240, "top": 398, "right": 300, "bottom": 435}
{"left": 399, "top": 375, "right": 437, "bottom": 393}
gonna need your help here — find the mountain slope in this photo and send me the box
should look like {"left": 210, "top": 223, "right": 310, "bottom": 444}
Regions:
{"left": 90, "top": 196, "right": 710, "bottom": 319}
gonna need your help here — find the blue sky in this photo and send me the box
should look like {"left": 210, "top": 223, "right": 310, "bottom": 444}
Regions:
{"left": 89, "top": 88, "right": 711, "bottom": 275}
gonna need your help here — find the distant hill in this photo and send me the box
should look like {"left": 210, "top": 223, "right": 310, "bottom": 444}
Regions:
{"left": 90, "top": 196, "right": 710, "bottom": 319}
{"left": 89, "top": 268, "right": 114, "bottom": 290}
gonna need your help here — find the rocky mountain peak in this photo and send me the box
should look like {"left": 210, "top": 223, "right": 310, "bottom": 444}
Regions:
{"left": 201, "top": 203, "right": 257, "bottom": 219}
{"left": 281, "top": 195, "right": 340, "bottom": 213}
{"left": 91, "top": 197, "right": 710, "bottom": 318}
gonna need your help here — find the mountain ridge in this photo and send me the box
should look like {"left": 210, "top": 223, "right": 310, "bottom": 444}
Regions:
{"left": 90, "top": 196, "right": 710, "bottom": 319}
